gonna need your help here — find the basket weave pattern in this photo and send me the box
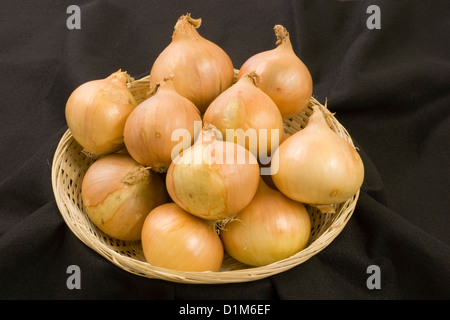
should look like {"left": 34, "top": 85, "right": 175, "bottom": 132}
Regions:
{"left": 51, "top": 73, "right": 360, "bottom": 284}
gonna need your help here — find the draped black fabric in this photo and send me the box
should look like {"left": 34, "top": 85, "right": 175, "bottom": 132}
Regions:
{"left": 1, "top": 0, "right": 449, "bottom": 302}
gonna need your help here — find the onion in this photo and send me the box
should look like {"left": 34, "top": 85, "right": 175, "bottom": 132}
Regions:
{"left": 65, "top": 70, "right": 137, "bottom": 157}
{"left": 149, "top": 13, "right": 235, "bottom": 113}
{"left": 203, "top": 71, "right": 285, "bottom": 161}
{"left": 81, "top": 154, "right": 168, "bottom": 241}
{"left": 220, "top": 179, "right": 311, "bottom": 267}
{"left": 238, "top": 25, "right": 313, "bottom": 119}
{"left": 271, "top": 106, "right": 365, "bottom": 205}
{"left": 141, "top": 202, "right": 224, "bottom": 272}
{"left": 165, "top": 128, "right": 260, "bottom": 221}
{"left": 123, "top": 76, "right": 202, "bottom": 172}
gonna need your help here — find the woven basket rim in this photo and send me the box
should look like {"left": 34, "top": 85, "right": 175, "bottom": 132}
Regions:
{"left": 51, "top": 75, "right": 360, "bottom": 284}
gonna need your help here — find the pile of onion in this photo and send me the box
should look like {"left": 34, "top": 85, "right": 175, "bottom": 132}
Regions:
{"left": 63, "top": 15, "right": 364, "bottom": 273}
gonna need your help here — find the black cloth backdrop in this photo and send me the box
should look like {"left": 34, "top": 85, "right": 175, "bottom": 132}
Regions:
{"left": 0, "top": 0, "right": 449, "bottom": 301}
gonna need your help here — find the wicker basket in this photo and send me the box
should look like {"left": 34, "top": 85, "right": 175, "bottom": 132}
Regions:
{"left": 51, "top": 71, "right": 360, "bottom": 284}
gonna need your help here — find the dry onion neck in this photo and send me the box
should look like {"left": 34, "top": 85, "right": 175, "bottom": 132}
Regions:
{"left": 209, "top": 215, "right": 242, "bottom": 235}
{"left": 173, "top": 13, "right": 202, "bottom": 38}
{"left": 200, "top": 123, "right": 224, "bottom": 143}
{"left": 309, "top": 104, "right": 336, "bottom": 129}
{"left": 241, "top": 71, "right": 261, "bottom": 86}
{"left": 122, "top": 166, "right": 152, "bottom": 185}
{"left": 147, "top": 74, "right": 175, "bottom": 97}
{"left": 110, "top": 69, "right": 134, "bottom": 84}
{"left": 309, "top": 105, "right": 329, "bottom": 126}
{"left": 274, "top": 25, "right": 290, "bottom": 46}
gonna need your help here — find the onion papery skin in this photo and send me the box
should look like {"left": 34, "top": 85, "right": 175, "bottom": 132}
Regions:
{"left": 81, "top": 154, "right": 168, "bottom": 241}
{"left": 220, "top": 179, "right": 311, "bottom": 267}
{"left": 123, "top": 79, "right": 202, "bottom": 172}
{"left": 237, "top": 25, "right": 313, "bottom": 119}
{"left": 165, "top": 130, "right": 260, "bottom": 221}
{"left": 141, "top": 203, "right": 224, "bottom": 272}
{"left": 65, "top": 70, "right": 137, "bottom": 157}
{"left": 149, "top": 14, "right": 235, "bottom": 113}
{"left": 271, "top": 106, "right": 365, "bottom": 205}
{"left": 203, "top": 72, "right": 284, "bottom": 161}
